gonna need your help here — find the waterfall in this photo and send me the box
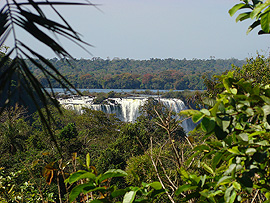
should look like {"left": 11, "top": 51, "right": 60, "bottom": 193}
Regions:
{"left": 119, "top": 98, "right": 147, "bottom": 122}
{"left": 59, "top": 96, "right": 195, "bottom": 132}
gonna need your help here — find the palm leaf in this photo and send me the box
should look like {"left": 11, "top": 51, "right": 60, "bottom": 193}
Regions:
{"left": 0, "top": 0, "right": 96, "bottom": 155}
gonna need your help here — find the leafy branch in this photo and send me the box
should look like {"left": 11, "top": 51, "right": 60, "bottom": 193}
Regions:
{"left": 229, "top": 0, "right": 270, "bottom": 34}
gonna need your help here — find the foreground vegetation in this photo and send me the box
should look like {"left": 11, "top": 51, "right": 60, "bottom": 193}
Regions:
{"left": 2, "top": 53, "right": 270, "bottom": 202}
{"left": 0, "top": 99, "right": 191, "bottom": 202}
{"left": 2, "top": 0, "right": 270, "bottom": 202}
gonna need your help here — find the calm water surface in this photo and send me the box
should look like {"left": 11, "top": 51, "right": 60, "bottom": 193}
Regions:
{"left": 46, "top": 88, "right": 185, "bottom": 94}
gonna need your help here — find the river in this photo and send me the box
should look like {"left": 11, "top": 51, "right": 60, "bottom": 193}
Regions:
{"left": 46, "top": 88, "right": 185, "bottom": 94}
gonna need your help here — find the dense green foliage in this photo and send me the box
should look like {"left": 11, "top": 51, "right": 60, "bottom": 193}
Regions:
{"left": 27, "top": 58, "right": 244, "bottom": 90}
{"left": 0, "top": 98, "right": 190, "bottom": 202}
{"left": 204, "top": 54, "right": 270, "bottom": 99}
{"left": 179, "top": 72, "right": 270, "bottom": 202}
{"left": 233, "top": 55, "right": 270, "bottom": 85}
{"left": 4, "top": 55, "right": 270, "bottom": 202}
{"left": 4, "top": 69, "right": 270, "bottom": 202}
{"left": 65, "top": 155, "right": 165, "bottom": 203}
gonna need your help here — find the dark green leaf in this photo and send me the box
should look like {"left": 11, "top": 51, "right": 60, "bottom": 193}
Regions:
{"left": 247, "top": 20, "right": 260, "bottom": 34}
{"left": 192, "top": 111, "right": 204, "bottom": 123}
{"left": 250, "top": 2, "right": 269, "bottom": 19}
{"left": 214, "top": 125, "right": 228, "bottom": 140}
{"left": 261, "top": 10, "right": 270, "bottom": 33}
{"left": 111, "top": 189, "right": 128, "bottom": 198}
{"left": 236, "top": 12, "right": 251, "bottom": 22}
{"left": 67, "top": 171, "right": 95, "bottom": 184}
{"left": 146, "top": 182, "right": 162, "bottom": 190}
{"left": 223, "top": 78, "right": 231, "bottom": 92}
{"left": 193, "top": 145, "right": 210, "bottom": 152}
{"left": 175, "top": 185, "right": 197, "bottom": 196}
{"left": 253, "top": 152, "right": 267, "bottom": 163}
{"left": 90, "top": 200, "right": 107, "bottom": 203}
{"left": 201, "top": 117, "right": 215, "bottom": 134}
{"left": 99, "top": 169, "right": 127, "bottom": 183}
{"left": 84, "top": 186, "right": 107, "bottom": 194}
{"left": 229, "top": 3, "right": 248, "bottom": 16}
{"left": 212, "top": 152, "right": 223, "bottom": 170}
{"left": 208, "top": 141, "right": 224, "bottom": 148}
{"left": 69, "top": 183, "right": 95, "bottom": 202}
{"left": 239, "top": 173, "right": 253, "bottom": 189}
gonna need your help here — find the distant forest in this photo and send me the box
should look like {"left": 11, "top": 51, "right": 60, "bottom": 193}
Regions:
{"left": 28, "top": 57, "right": 245, "bottom": 90}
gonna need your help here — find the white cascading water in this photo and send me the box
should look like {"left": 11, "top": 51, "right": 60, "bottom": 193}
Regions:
{"left": 59, "top": 96, "right": 196, "bottom": 133}
{"left": 119, "top": 98, "right": 147, "bottom": 122}
{"left": 159, "top": 98, "right": 195, "bottom": 132}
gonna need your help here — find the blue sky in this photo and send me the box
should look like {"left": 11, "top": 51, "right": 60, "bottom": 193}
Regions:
{"left": 4, "top": 0, "right": 270, "bottom": 60}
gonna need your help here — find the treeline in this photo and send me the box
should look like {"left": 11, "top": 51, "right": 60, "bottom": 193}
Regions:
{"left": 27, "top": 57, "right": 245, "bottom": 90}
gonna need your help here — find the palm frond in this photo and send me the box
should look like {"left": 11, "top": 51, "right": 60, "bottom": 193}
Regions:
{"left": 0, "top": 0, "right": 95, "bottom": 155}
